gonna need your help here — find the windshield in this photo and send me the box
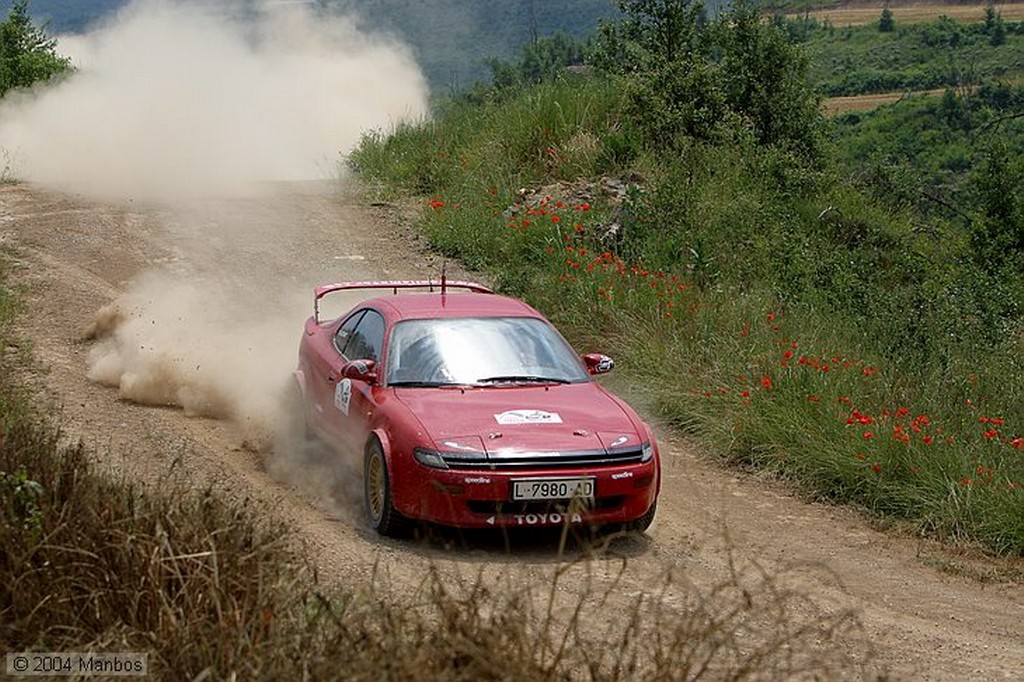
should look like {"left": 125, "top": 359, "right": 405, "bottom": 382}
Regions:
{"left": 385, "top": 317, "right": 591, "bottom": 386}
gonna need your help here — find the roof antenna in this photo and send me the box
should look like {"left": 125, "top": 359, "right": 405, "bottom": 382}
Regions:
{"left": 441, "top": 261, "right": 448, "bottom": 295}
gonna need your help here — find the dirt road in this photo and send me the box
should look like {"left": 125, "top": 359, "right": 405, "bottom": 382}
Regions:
{"left": 3, "top": 181, "right": 1022, "bottom": 679}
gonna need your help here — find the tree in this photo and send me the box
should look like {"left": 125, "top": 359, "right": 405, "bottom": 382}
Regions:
{"left": 971, "top": 142, "right": 1023, "bottom": 270}
{"left": 485, "top": 32, "right": 588, "bottom": 88}
{"left": 591, "top": 0, "right": 706, "bottom": 74}
{"left": 879, "top": 5, "right": 894, "bottom": 33}
{"left": 592, "top": 0, "right": 823, "bottom": 158}
{"left": 0, "top": 0, "right": 71, "bottom": 98}
{"left": 715, "top": 2, "right": 824, "bottom": 156}
{"left": 985, "top": 2, "right": 1007, "bottom": 47}
{"left": 984, "top": 1, "right": 998, "bottom": 31}
{"left": 591, "top": 0, "right": 720, "bottom": 148}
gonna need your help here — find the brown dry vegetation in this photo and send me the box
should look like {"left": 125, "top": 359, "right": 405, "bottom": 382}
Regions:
{"left": 822, "top": 88, "right": 947, "bottom": 115}
{"left": 798, "top": 1, "right": 1024, "bottom": 26}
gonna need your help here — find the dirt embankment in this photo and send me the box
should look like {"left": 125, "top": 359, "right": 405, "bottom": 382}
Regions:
{"left": 3, "top": 181, "right": 1023, "bottom": 680}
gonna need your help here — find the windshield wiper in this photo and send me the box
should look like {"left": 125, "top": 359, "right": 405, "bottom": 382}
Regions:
{"left": 478, "top": 375, "right": 571, "bottom": 385}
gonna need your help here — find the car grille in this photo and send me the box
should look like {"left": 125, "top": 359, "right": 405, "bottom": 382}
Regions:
{"left": 440, "top": 446, "right": 645, "bottom": 470}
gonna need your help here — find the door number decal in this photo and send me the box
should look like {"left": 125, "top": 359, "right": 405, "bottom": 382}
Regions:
{"left": 335, "top": 378, "right": 352, "bottom": 415}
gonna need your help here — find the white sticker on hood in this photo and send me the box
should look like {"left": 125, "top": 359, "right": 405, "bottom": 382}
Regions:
{"left": 494, "top": 409, "right": 563, "bottom": 425}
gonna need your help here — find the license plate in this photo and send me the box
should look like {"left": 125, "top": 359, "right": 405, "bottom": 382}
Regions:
{"left": 511, "top": 477, "right": 595, "bottom": 501}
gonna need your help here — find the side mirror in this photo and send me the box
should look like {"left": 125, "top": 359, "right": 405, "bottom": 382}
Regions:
{"left": 341, "top": 359, "right": 378, "bottom": 384}
{"left": 582, "top": 353, "right": 614, "bottom": 375}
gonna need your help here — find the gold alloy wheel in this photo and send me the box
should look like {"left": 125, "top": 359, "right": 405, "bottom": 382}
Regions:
{"left": 366, "top": 448, "right": 385, "bottom": 523}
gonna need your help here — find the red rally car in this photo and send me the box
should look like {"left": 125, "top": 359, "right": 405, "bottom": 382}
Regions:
{"left": 294, "top": 278, "right": 660, "bottom": 537}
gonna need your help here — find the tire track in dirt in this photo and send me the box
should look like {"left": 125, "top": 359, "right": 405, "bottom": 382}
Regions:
{"left": 3, "top": 181, "right": 1023, "bottom": 680}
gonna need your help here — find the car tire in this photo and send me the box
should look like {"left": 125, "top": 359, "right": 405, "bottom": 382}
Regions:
{"left": 626, "top": 500, "right": 657, "bottom": 533}
{"left": 364, "top": 440, "right": 410, "bottom": 537}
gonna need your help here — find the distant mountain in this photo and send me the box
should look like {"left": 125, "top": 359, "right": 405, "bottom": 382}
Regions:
{"left": 327, "top": 0, "right": 622, "bottom": 89}
{"left": 9, "top": 0, "right": 622, "bottom": 89}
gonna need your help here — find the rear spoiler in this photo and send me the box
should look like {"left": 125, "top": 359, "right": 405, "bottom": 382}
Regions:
{"left": 313, "top": 278, "right": 493, "bottom": 322}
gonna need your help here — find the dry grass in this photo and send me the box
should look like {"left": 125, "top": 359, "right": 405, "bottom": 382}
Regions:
{"left": 795, "top": 2, "right": 1024, "bottom": 27}
{"left": 0, "top": 401, "right": 879, "bottom": 679}
{"left": 822, "top": 88, "right": 948, "bottom": 115}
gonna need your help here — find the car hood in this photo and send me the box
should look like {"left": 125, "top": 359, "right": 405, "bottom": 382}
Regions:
{"left": 393, "top": 383, "right": 645, "bottom": 455}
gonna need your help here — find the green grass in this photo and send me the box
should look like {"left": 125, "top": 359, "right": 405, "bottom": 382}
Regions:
{"left": 348, "top": 68, "right": 1024, "bottom": 557}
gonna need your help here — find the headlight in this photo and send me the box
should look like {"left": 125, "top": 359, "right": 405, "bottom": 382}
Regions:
{"left": 413, "top": 447, "right": 449, "bottom": 470}
{"left": 641, "top": 441, "right": 655, "bottom": 463}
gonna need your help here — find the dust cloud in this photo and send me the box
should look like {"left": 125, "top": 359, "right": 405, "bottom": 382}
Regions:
{"left": 85, "top": 272, "right": 294, "bottom": 425}
{"left": 82, "top": 267, "right": 368, "bottom": 518}
{"left": 1, "top": 0, "right": 430, "bottom": 509}
{"left": 0, "top": 0, "right": 428, "bottom": 202}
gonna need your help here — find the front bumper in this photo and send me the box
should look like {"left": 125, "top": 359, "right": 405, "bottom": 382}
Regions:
{"left": 392, "top": 460, "right": 659, "bottom": 529}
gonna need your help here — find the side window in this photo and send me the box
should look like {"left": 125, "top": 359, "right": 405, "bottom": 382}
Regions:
{"left": 334, "top": 311, "right": 366, "bottom": 356}
{"left": 340, "top": 310, "right": 386, "bottom": 363}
